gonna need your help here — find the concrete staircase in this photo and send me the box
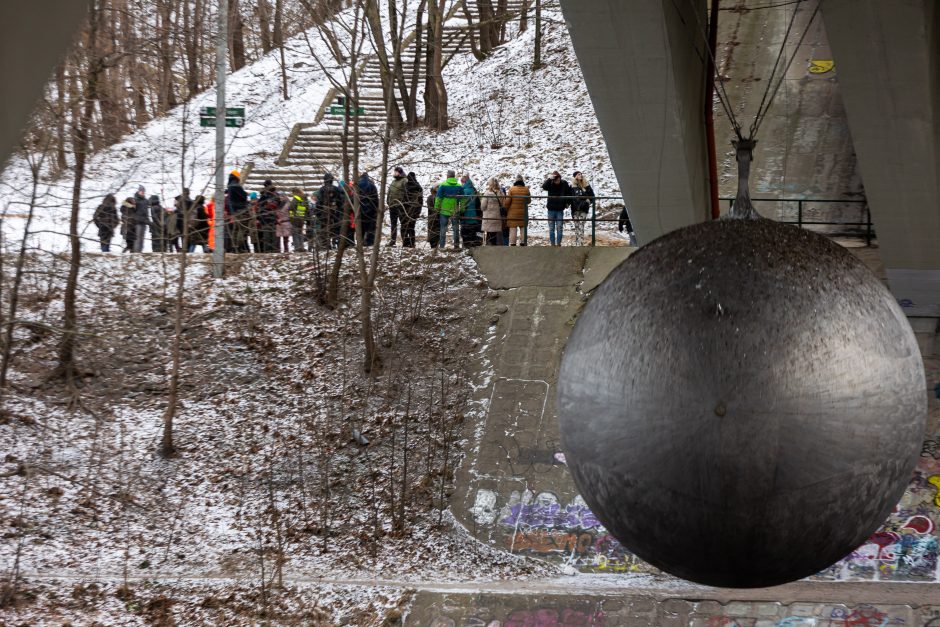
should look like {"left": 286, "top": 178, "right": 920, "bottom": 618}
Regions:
{"left": 243, "top": 1, "right": 530, "bottom": 194}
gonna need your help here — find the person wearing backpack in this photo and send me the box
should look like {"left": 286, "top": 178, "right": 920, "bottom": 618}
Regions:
{"left": 93, "top": 194, "right": 120, "bottom": 252}
{"left": 316, "top": 173, "right": 344, "bottom": 250}
{"left": 569, "top": 171, "right": 596, "bottom": 246}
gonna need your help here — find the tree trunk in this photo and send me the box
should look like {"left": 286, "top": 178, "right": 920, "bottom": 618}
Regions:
{"left": 387, "top": 0, "right": 414, "bottom": 127}
{"left": 533, "top": 0, "right": 542, "bottom": 69}
{"left": 54, "top": 64, "right": 67, "bottom": 172}
{"left": 58, "top": 1, "right": 103, "bottom": 389}
{"left": 519, "top": 0, "right": 528, "bottom": 32}
{"left": 229, "top": 0, "right": 247, "bottom": 71}
{"left": 274, "top": 0, "right": 288, "bottom": 99}
{"left": 462, "top": 1, "right": 483, "bottom": 60}
{"left": 407, "top": 0, "right": 426, "bottom": 126}
{"left": 257, "top": 0, "right": 273, "bottom": 53}
{"left": 477, "top": 0, "right": 493, "bottom": 56}
{"left": 326, "top": 0, "right": 365, "bottom": 308}
{"left": 364, "top": 0, "right": 404, "bottom": 135}
{"left": 424, "top": 0, "right": 448, "bottom": 131}
{"left": 186, "top": 0, "right": 202, "bottom": 96}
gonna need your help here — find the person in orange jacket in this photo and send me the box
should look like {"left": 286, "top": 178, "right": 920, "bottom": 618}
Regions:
{"left": 205, "top": 198, "right": 216, "bottom": 252}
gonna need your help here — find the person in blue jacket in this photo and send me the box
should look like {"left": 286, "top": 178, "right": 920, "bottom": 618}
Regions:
{"left": 459, "top": 174, "right": 482, "bottom": 248}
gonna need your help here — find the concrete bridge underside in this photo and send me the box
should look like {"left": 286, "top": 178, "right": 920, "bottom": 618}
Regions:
{"left": 561, "top": 0, "right": 940, "bottom": 318}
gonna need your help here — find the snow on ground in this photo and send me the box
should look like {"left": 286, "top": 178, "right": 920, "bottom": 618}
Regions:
{"left": 0, "top": 250, "right": 555, "bottom": 624}
{"left": 0, "top": 6, "right": 363, "bottom": 253}
{"left": 0, "top": 3, "right": 632, "bottom": 255}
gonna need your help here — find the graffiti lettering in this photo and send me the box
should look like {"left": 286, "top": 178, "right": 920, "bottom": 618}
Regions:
{"left": 922, "top": 438, "right": 940, "bottom": 460}
{"left": 510, "top": 530, "right": 595, "bottom": 555}
{"left": 502, "top": 501, "right": 602, "bottom": 530}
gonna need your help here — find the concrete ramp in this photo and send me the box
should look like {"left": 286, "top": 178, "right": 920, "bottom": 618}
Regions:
{"left": 454, "top": 247, "right": 645, "bottom": 574}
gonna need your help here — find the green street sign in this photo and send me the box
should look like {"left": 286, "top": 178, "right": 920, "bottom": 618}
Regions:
{"left": 200, "top": 106, "right": 246, "bottom": 117}
{"left": 329, "top": 105, "right": 366, "bottom": 115}
{"left": 200, "top": 116, "right": 244, "bottom": 128}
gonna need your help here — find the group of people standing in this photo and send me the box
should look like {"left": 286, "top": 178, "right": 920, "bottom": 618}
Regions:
{"left": 93, "top": 167, "right": 631, "bottom": 254}
{"left": 93, "top": 185, "right": 212, "bottom": 253}
{"left": 424, "top": 169, "right": 597, "bottom": 248}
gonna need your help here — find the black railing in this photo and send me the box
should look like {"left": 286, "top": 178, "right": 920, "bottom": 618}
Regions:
{"left": 721, "top": 197, "right": 873, "bottom": 246}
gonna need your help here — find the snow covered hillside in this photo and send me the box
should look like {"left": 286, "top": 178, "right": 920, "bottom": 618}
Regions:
{"left": 0, "top": 5, "right": 361, "bottom": 253}
{"left": 0, "top": 249, "right": 553, "bottom": 624}
{"left": 0, "top": 4, "right": 629, "bottom": 253}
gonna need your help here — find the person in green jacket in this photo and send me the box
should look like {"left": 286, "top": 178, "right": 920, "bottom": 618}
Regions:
{"left": 434, "top": 170, "right": 465, "bottom": 249}
{"left": 386, "top": 166, "right": 407, "bottom": 246}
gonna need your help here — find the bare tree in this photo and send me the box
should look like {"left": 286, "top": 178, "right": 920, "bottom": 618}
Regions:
{"left": 56, "top": 1, "right": 105, "bottom": 391}
{"left": 424, "top": 0, "right": 448, "bottom": 130}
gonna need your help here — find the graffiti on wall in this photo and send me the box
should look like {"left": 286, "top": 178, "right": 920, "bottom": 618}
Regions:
{"left": 432, "top": 608, "right": 605, "bottom": 627}
{"left": 817, "top": 435, "right": 940, "bottom": 582}
{"left": 497, "top": 490, "right": 652, "bottom": 573}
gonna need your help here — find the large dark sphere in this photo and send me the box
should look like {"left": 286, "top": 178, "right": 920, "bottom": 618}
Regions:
{"left": 557, "top": 218, "right": 926, "bottom": 588}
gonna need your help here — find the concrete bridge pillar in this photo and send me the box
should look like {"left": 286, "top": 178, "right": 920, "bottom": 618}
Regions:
{"left": 821, "top": 0, "right": 940, "bottom": 316}
{"left": 559, "top": 0, "right": 712, "bottom": 245}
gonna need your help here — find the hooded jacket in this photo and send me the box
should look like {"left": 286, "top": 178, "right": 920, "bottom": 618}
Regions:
{"left": 94, "top": 195, "right": 120, "bottom": 230}
{"left": 434, "top": 177, "right": 464, "bottom": 217}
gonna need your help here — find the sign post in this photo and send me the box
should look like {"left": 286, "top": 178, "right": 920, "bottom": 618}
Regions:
{"left": 212, "top": 0, "right": 227, "bottom": 279}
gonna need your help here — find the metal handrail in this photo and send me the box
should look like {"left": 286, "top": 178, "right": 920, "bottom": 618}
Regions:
{"left": 721, "top": 197, "right": 873, "bottom": 246}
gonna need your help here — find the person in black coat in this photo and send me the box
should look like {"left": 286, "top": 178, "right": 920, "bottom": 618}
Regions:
{"left": 149, "top": 195, "right": 165, "bottom": 252}
{"left": 93, "top": 194, "right": 120, "bottom": 252}
{"left": 172, "top": 189, "right": 193, "bottom": 252}
{"left": 120, "top": 197, "right": 136, "bottom": 252}
{"left": 256, "top": 183, "right": 280, "bottom": 253}
{"left": 225, "top": 172, "right": 250, "bottom": 252}
{"left": 315, "top": 173, "right": 344, "bottom": 249}
{"left": 541, "top": 171, "right": 571, "bottom": 246}
{"left": 401, "top": 172, "right": 423, "bottom": 248}
{"left": 132, "top": 186, "right": 150, "bottom": 252}
{"left": 570, "top": 171, "right": 596, "bottom": 246}
{"left": 618, "top": 207, "right": 637, "bottom": 246}
{"left": 356, "top": 172, "right": 379, "bottom": 247}
{"left": 187, "top": 196, "right": 210, "bottom": 253}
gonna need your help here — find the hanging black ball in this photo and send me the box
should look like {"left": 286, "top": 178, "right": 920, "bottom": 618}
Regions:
{"left": 557, "top": 218, "right": 926, "bottom": 588}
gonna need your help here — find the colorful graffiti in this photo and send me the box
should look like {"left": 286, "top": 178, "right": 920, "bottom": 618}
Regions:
{"left": 690, "top": 603, "right": 914, "bottom": 626}
{"left": 817, "top": 431, "right": 940, "bottom": 582}
{"left": 502, "top": 497, "right": 603, "bottom": 530}
{"left": 497, "top": 491, "right": 651, "bottom": 573}
{"left": 435, "top": 608, "right": 605, "bottom": 627}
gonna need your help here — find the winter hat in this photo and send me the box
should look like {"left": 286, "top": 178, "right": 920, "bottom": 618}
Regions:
{"left": 137, "top": 185, "right": 146, "bottom": 194}
{"left": 249, "top": 192, "right": 258, "bottom": 201}
{"left": 393, "top": 166, "right": 405, "bottom": 177}
{"left": 324, "top": 172, "right": 334, "bottom": 183}
{"left": 230, "top": 169, "right": 240, "bottom": 178}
